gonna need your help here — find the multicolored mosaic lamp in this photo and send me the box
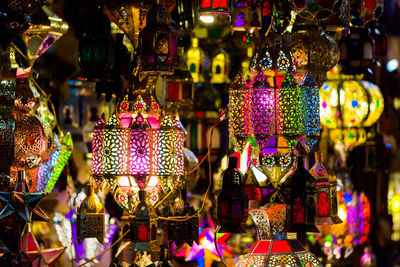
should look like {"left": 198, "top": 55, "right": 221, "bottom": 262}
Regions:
{"left": 287, "top": 0, "right": 343, "bottom": 23}
{"left": 236, "top": 202, "right": 322, "bottom": 266}
{"left": 320, "top": 66, "right": 384, "bottom": 152}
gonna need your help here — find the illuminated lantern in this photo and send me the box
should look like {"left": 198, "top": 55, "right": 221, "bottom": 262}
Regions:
{"left": 259, "top": 136, "right": 295, "bottom": 187}
{"left": 309, "top": 152, "right": 342, "bottom": 225}
{"left": 388, "top": 172, "right": 400, "bottom": 241}
{"left": 370, "top": 25, "right": 387, "bottom": 62}
{"left": 130, "top": 190, "right": 159, "bottom": 253}
{"left": 349, "top": 0, "right": 383, "bottom": 27}
{"left": 217, "top": 156, "right": 248, "bottom": 233}
{"left": 282, "top": 156, "right": 318, "bottom": 232}
{"left": 338, "top": 28, "right": 374, "bottom": 74}
{"left": 165, "top": 45, "right": 194, "bottom": 108}
{"left": 250, "top": 71, "right": 304, "bottom": 151}
{"left": 186, "top": 38, "right": 204, "bottom": 83}
{"left": 291, "top": 18, "right": 339, "bottom": 86}
{"left": 231, "top": 0, "right": 262, "bottom": 32}
{"left": 320, "top": 67, "right": 384, "bottom": 151}
{"left": 287, "top": 0, "right": 342, "bottom": 23}
{"left": 228, "top": 72, "right": 250, "bottom": 153}
{"left": 244, "top": 164, "right": 275, "bottom": 206}
{"left": 236, "top": 203, "right": 322, "bottom": 267}
{"left": 77, "top": 184, "right": 105, "bottom": 244}
{"left": 211, "top": 49, "right": 230, "bottom": 84}
{"left": 78, "top": 11, "right": 114, "bottom": 80}
{"left": 198, "top": 0, "right": 230, "bottom": 16}
{"left": 139, "top": 2, "right": 177, "bottom": 75}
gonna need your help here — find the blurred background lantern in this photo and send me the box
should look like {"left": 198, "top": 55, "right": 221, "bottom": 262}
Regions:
{"left": 198, "top": 0, "right": 230, "bottom": 26}
{"left": 237, "top": 203, "right": 322, "bottom": 266}
{"left": 309, "top": 152, "right": 342, "bottom": 225}
{"left": 349, "top": 0, "right": 383, "bottom": 27}
{"left": 231, "top": 0, "right": 262, "bottom": 32}
{"left": 291, "top": 17, "right": 339, "bottom": 86}
{"left": 282, "top": 156, "right": 319, "bottom": 232}
{"left": 287, "top": 0, "right": 343, "bottom": 23}
{"left": 388, "top": 172, "right": 400, "bottom": 241}
{"left": 338, "top": 28, "right": 374, "bottom": 75}
{"left": 139, "top": 2, "right": 177, "bottom": 76}
{"left": 210, "top": 49, "right": 230, "bottom": 84}
{"left": 78, "top": 10, "right": 115, "bottom": 81}
{"left": 320, "top": 67, "right": 384, "bottom": 153}
{"left": 217, "top": 156, "right": 248, "bottom": 233}
{"left": 186, "top": 38, "right": 204, "bottom": 83}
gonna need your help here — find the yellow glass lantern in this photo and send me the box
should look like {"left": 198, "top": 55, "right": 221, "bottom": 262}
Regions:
{"left": 211, "top": 49, "right": 230, "bottom": 84}
{"left": 186, "top": 38, "right": 204, "bottom": 83}
{"left": 320, "top": 66, "right": 384, "bottom": 151}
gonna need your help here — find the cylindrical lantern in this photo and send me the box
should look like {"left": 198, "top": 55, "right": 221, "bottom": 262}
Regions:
{"left": 186, "top": 38, "right": 204, "bottom": 83}
{"left": 211, "top": 49, "right": 230, "bottom": 84}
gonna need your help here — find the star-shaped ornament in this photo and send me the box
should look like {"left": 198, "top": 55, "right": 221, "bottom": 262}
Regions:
{"left": 0, "top": 171, "right": 49, "bottom": 224}
{"left": 20, "top": 231, "right": 65, "bottom": 267}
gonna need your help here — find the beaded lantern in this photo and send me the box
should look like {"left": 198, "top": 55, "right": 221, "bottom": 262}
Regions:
{"left": 338, "top": 28, "right": 374, "bottom": 75}
{"left": 291, "top": 18, "right": 339, "bottom": 86}
{"left": 130, "top": 190, "right": 159, "bottom": 253}
{"left": 231, "top": 0, "right": 262, "bottom": 32}
{"left": 320, "top": 67, "right": 384, "bottom": 151}
{"left": 236, "top": 203, "right": 322, "bottom": 267}
{"left": 349, "top": 0, "right": 383, "bottom": 27}
{"left": 217, "top": 156, "right": 248, "bottom": 233}
{"left": 77, "top": 184, "right": 105, "bottom": 244}
{"left": 309, "top": 152, "right": 342, "bottom": 225}
{"left": 281, "top": 157, "right": 318, "bottom": 233}
{"left": 139, "top": 2, "right": 177, "bottom": 75}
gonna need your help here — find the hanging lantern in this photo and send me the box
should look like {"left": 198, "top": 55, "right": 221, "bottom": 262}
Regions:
{"left": 291, "top": 18, "right": 339, "bottom": 86}
{"left": 338, "top": 28, "right": 374, "bottom": 74}
{"left": 258, "top": 136, "right": 295, "bottom": 187}
{"left": 210, "top": 49, "right": 230, "bottom": 84}
{"left": 198, "top": 0, "right": 230, "bottom": 19}
{"left": 165, "top": 45, "right": 194, "bottom": 108}
{"left": 287, "top": 0, "right": 343, "bottom": 23}
{"left": 231, "top": 0, "right": 262, "bottom": 32}
{"left": 167, "top": 189, "right": 199, "bottom": 245}
{"left": 78, "top": 11, "right": 114, "bottom": 81}
{"left": 244, "top": 164, "right": 275, "bottom": 206}
{"left": 130, "top": 190, "right": 159, "bottom": 253}
{"left": 228, "top": 72, "right": 251, "bottom": 153}
{"left": 186, "top": 38, "right": 204, "bottom": 83}
{"left": 320, "top": 67, "right": 384, "bottom": 151}
{"left": 77, "top": 184, "right": 105, "bottom": 244}
{"left": 282, "top": 156, "right": 318, "bottom": 232}
{"left": 309, "top": 152, "right": 342, "bottom": 225}
{"left": 0, "top": 80, "right": 15, "bottom": 182}
{"left": 139, "top": 2, "right": 177, "bottom": 75}
{"left": 236, "top": 203, "right": 322, "bottom": 266}
{"left": 349, "top": 0, "right": 383, "bottom": 27}
{"left": 388, "top": 172, "right": 400, "bottom": 241}
{"left": 217, "top": 156, "right": 248, "bottom": 233}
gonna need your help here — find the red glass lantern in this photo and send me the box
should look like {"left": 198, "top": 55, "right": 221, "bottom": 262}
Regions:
{"left": 282, "top": 156, "right": 318, "bottom": 232}
{"left": 217, "top": 156, "right": 248, "bottom": 233}
{"left": 130, "top": 190, "right": 159, "bottom": 253}
{"left": 309, "top": 152, "right": 342, "bottom": 225}
{"left": 199, "top": 0, "right": 230, "bottom": 15}
{"left": 139, "top": 2, "right": 177, "bottom": 75}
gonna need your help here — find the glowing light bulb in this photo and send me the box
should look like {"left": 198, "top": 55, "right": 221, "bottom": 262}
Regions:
{"left": 200, "top": 15, "right": 215, "bottom": 23}
{"left": 338, "top": 207, "right": 347, "bottom": 221}
{"left": 387, "top": 59, "right": 399, "bottom": 72}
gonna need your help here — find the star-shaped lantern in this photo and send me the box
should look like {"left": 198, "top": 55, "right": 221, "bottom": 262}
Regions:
{"left": 0, "top": 171, "right": 49, "bottom": 226}
{"left": 20, "top": 231, "right": 65, "bottom": 267}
